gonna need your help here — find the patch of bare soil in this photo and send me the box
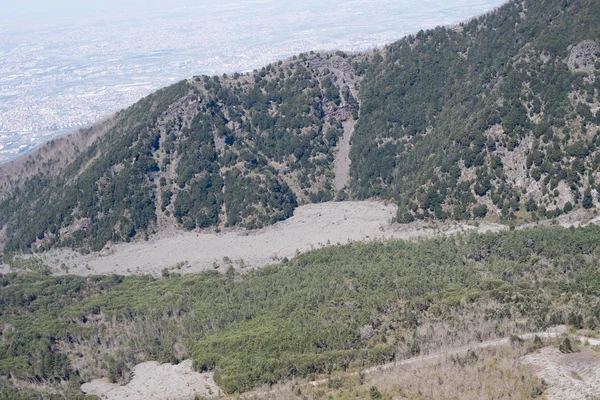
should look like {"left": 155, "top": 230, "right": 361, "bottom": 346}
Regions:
{"left": 567, "top": 40, "right": 599, "bottom": 73}
{"left": 81, "top": 360, "right": 219, "bottom": 400}
{"left": 333, "top": 119, "right": 356, "bottom": 190}
{"left": 0, "top": 201, "right": 507, "bottom": 277}
{"left": 522, "top": 345, "right": 600, "bottom": 400}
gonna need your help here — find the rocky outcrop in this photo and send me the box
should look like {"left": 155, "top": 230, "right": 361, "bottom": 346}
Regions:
{"left": 567, "top": 40, "right": 599, "bottom": 72}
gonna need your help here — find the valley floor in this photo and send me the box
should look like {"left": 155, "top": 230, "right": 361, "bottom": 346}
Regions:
{"left": 0, "top": 201, "right": 509, "bottom": 276}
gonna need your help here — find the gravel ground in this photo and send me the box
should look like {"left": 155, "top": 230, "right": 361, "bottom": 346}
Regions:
{"left": 81, "top": 360, "right": 219, "bottom": 399}
{"left": 522, "top": 344, "right": 600, "bottom": 400}
{"left": 0, "top": 201, "right": 507, "bottom": 277}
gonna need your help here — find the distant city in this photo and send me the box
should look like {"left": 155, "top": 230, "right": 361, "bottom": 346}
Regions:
{"left": 0, "top": 0, "right": 505, "bottom": 162}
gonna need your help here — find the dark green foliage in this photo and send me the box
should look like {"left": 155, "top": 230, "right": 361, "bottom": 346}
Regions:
{"left": 567, "top": 140, "right": 590, "bottom": 159}
{"left": 350, "top": 0, "right": 600, "bottom": 221}
{"left": 473, "top": 204, "right": 488, "bottom": 218}
{"left": 3, "top": 227, "right": 600, "bottom": 393}
{"left": 583, "top": 189, "right": 594, "bottom": 209}
{"left": 0, "top": 54, "right": 350, "bottom": 251}
{"left": 174, "top": 174, "right": 223, "bottom": 230}
{"left": 223, "top": 170, "right": 297, "bottom": 228}
{"left": 558, "top": 337, "right": 574, "bottom": 354}
{"left": 369, "top": 386, "right": 383, "bottom": 399}
{"left": 0, "top": 81, "right": 190, "bottom": 252}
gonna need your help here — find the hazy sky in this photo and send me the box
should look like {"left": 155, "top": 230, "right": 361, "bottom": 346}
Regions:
{"left": 2, "top": 0, "right": 505, "bottom": 24}
{"left": 2, "top": 0, "right": 210, "bottom": 22}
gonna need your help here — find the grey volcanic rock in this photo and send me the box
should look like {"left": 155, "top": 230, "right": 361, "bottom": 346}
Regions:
{"left": 567, "top": 40, "right": 599, "bottom": 71}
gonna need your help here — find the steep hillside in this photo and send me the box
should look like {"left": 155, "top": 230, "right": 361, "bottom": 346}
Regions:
{"left": 0, "top": 53, "right": 360, "bottom": 252}
{"left": 1, "top": 0, "right": 600, "bottom": 253}
{"left": 0, "top": 115, "right": 116, "bottom": 197}
{"left": 351, "top": 0, "right": 600, "bottom": 222}
{"left": 2, "top": 226, "right": 600, "bottom": 397}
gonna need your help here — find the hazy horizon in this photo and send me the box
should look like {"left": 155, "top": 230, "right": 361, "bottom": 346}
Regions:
{"left": 3, "top": 0, "right": 209, "bottom": 23}
{"left": 1, "top": 0, "right": 506, "bottom": 162}
{"left": 2, "top": 0, "right": 506, "bottom": 25}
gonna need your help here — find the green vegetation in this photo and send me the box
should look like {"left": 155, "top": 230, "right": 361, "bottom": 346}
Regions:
{"left": 352, "top": 0, "right": 600, "bottom": 223}
{"left": 1, "top": 0, "right": 600, "bottom": 252}
{"left": 1, "top": 1, "right": 600, "bottom": 398}
{"left": 2, "top": 226, "right": 600, "bottom": 396}
{"left": 0, "top": 380, "right": 98, "bottom": 400}
{"left": 2, "top": 1, "right": 600, "bottom": 396}
{"left": 0, "top": 54, "right": 353, "bottom": 252}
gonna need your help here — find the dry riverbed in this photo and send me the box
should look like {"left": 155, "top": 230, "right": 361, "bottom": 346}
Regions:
{"left": 0, "top": 201, "right": 508, "bottom": 276}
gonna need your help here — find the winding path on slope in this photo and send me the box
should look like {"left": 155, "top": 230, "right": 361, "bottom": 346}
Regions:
{"left": 243, "top": 326, "right": 600, "bottom": 399}
{"left": 82, "top": 326, "right": 588, "bottom": 400}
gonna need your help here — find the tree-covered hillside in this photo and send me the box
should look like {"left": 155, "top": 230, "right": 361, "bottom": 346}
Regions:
{"left": 351, "top": 0, "right": 600, "bottom": 223}
{"left": 0, "top": 54, "right": 359, "bottom": 252}
{"left": 1, "top": 0, "right": 600, "bottom": 252}
{"left": 2, "top": 226, "right": 600, "bottom": 397}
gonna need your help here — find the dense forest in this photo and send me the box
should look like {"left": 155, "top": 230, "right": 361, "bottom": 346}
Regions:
{"left": 351, "top": 0, "right": 600, "bottom": 224}
{"left": 0, "top": 0, "right": 600, "bottom": 252}
{"left": 2, "top": 226, "right": 600, "bottom": 397}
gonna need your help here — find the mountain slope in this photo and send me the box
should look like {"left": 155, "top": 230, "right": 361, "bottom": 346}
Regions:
{"left": 351, "top": 0, "right": 600, "bottom": 222}
{"left": 1, "top": 0, "right": 600, "bottom": 252}
{"left": 2, "top": 226, "right": 600, "bottom": 396}
{"left": 0, "top": 54, "right": 360, "bottom": 252}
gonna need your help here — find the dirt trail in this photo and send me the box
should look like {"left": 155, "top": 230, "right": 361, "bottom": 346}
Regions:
{"left": 309, "top": 326, "right": 570, "bottom": 387}
{"left": 245, "top": 326, "right": 598, "bottom": 399}
{"left": 334, "top": 119, "right": 356, "bottom": 190}
{"left": 81, "top": 327, "right": 579, "bottom": 400}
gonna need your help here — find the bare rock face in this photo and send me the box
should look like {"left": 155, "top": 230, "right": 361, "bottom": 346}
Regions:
{"left": 567, "top": 40, "right": 599, "bottom": 72}
{"left": 359, "top": 324, "right": 376, "bottom": 340}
